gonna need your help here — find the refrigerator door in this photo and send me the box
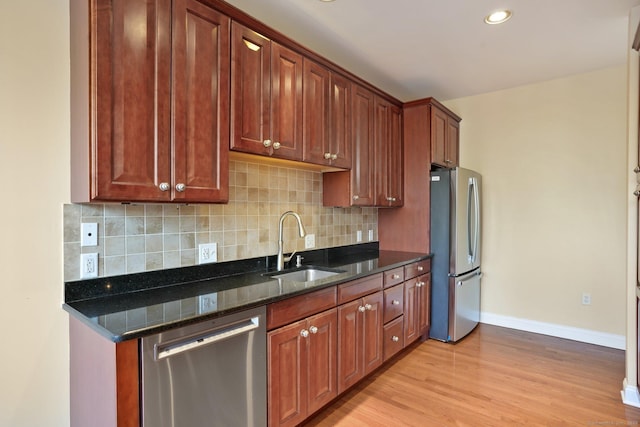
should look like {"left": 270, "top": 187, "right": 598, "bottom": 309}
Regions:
{"left": 449, "top": 269, "right": 481, "bottom": 341}
{"left": 452, "top": 168, "right": 481, "bottom": 275}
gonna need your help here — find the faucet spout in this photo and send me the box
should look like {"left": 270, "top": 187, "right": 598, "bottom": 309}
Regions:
{"left": 277, "top": 211, "right": 306, "bottom": 271}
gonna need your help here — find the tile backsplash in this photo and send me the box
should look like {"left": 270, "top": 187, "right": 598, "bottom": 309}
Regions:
{"left": 64, "top": 158, "right": 378, "bottom": 281}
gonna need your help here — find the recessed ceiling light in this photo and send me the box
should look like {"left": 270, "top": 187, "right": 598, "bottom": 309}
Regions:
{"left": 319, "top": 0, "right": 335, "bottom": 2}
{"left": 484, "top": 9, "right": 512, "bottom": 25}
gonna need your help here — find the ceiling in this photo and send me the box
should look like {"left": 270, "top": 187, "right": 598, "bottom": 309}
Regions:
{"left": 223, "top": 0, "right": 640, "bottom": 102}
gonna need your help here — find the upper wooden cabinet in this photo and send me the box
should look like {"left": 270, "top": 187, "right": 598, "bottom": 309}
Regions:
{"left": 230, "top": 22, "right": 304, "bottom": 161}
{"left": 375, "top": 96, "right": 403, "bottom": 207}
{"left": 431, "top": 101, "right": 461, "bottom": 168}
{"left": 71, "top": 0, "right": 230, "bottom": 203}
{"left": 302, "top": 59, "right": 351, "bottom": 169}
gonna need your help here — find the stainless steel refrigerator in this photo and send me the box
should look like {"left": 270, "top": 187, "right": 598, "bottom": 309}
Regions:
{"left": 430, "top": 167, "right": 482, "bottom": 342}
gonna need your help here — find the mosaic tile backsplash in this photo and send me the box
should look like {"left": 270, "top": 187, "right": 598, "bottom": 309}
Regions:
{"left": 64, "top": 158, "right": 378, "bottom": 281}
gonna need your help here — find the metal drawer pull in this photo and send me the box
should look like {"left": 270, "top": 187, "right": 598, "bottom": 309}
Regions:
{"left": 391, "top": 274, "right": 400, "bottom": 280}
{"left": 358, "top": 306, "right": 366, "bottom": 313}
{"left": 175, "top": 183, "right": 186, "bottom": 192}
{"left": 263, "top": 139, "right": 272, "bottom": 147}
{"left": 417, "top": 266, "right": 424, "bottom": 272}
{"left": 391, "top": 336, "right": 399, "bottom": 342}
{"left": 364, "top": 304, "right": 372, "bottom": 311}
{"left": 324, "top": 152, "right": 331, "bottom": 159}
{"left": 155, "top": 316, "right": 259, "bottom": 360}
{"left": 273, "top": 141, "right": 281, "bottom": 150}
{"left": 309, "top": 326, "right": 318, "bottom": 334}
{"left": 159, "top": 182, "right": 170, "bottom": 191}
{"left": 392, "top": 300, "right": 400, "bottom": 305}
{"left": 300, "top": 329, "right": 309, "bottom": 338}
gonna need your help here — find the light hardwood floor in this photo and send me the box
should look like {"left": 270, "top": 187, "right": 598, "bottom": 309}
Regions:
{"left": 303, "top": 324, "right": 640, "bottom": 426}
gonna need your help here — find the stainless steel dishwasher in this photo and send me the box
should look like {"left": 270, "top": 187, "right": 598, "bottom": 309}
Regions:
{"left": 141, "top": 306, "right": 267, "bottom": 427}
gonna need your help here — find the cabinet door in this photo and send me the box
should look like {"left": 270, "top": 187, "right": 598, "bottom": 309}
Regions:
{"left": 418, "top": 273, "right": 431, "bottom": 337}
{"left": 404, "top": 277, "right": 419, "bottom": 344}
{"left": 374, "top": 97, "right": 390, "bottom": 206}
{"left": 172, "top": 0, "right": 229, "bottom": 202}
{"left": 387, "top": 104, "right": 403, "bottom": 205}
{"left": 337, "top": 299, "right": 362, "bottom": 393}
{"left": 271, "top": 42, "right": 303, "bottom": 160}
{"left": 92, "top": 0, "right": 172, "bottom": 202}
{"left": 268, "top": 318, "right": 307, "bottom": 427}
{"left": 230, "top": 22, "right": 271, "bottom": 155}
{"left": 303, "top": 59, "right": 331, "bottom": 165}
{"left": 362, "top": 292, "right": 383, "bottom": 375}
{"left": 430, "top": 106, "right": 448, "bottom": 167}
{"left": 351, "top": 84, "right": 375, "bottom": 205}
{"left": 306, "top": 309, "right": 338, "bottom": 415}
{"left": 446, "top": 116, "right": 460, "bottom": 167}
{"left": 329, "top": 73, "right": 352, "bottom": 169}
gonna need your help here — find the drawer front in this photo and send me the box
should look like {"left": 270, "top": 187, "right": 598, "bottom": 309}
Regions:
{"left": 383, "top": 316, "right": 404, "bottom": 361}
{"left": 404, "top": 259, "right": 431, "bottom": 280}
{"left": 383, "top": 267, "right": 404, "bottom": 288}
{"left": 267, "top": 286, "right": 337, "bottom": 330}
{"left": 337, "top": 273, "right": 383, "bottom": 304}
{"left": 383, "top": 284, "right": 404, "bottom": 324}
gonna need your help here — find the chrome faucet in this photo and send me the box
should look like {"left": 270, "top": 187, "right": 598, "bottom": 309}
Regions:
{"left": 277, "top": 211, "right": 306, "bottom": 271}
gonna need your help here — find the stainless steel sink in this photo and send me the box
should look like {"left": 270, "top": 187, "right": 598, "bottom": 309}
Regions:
{"left": 271, "top": 268, "right": 343, "bottom": 282}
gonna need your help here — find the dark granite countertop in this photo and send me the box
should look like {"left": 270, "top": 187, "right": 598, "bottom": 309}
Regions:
{"left": 63, "top": 243, "right": 431, "bottom": 342}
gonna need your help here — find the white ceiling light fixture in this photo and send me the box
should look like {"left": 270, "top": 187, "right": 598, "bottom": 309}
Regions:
{"left": 484, "top": 9, "right": 512, "bottom": 25}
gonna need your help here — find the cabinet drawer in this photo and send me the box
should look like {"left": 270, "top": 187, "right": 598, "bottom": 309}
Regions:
{"left": 383, "top": 267, "right": 404, "bottom": 288}
{"left": 404, "top": 259, "right": 431, "bottom": 280}
{"left": 383, "top": 316, "right": 404, "bottom": 361}
{"left": 383, "top": 284, "right": 404, "bottom": 324}
{"left": 337, "top": 274, "right": 383, "bottom": 304}
{"left": 267, "top": 286, "right": 337, "bottom": 330}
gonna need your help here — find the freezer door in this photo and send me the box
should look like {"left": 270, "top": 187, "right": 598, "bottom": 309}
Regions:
{"left": 452, "top": 168, "right": 482, "bottom": 274}
{"left": 449, "top": 269, "right": 481, "bottom": 342}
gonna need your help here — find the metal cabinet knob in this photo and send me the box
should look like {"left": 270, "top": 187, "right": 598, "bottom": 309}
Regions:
{"left": 324, "top": 152, "right": 331, "bottom": 159}
{"left": 392, "top": 300, "right": 400, "bottom": 305}
{"left": 386, "top": 197, "right": 397, "bottom": 202}
{"left": 300, "top": 329, "right": 309, "bottom": 338}
{"left": 273, "top": 141, "right": 281, "bottom": 150}
{"left": 175, "top": 183, "right": 186, "bottom": 192}
{"left": 392, "top": 274, "right": 400, "bottom": 280}
{"left": 634, "top": 166, "right": 640, "bottom": 174}
{"left": 364, "top": 303, "right": 372, "bottom": 311}
{"left": 263, "top": 139, "right": 272, "bottom": 148}
{"left": 391, "top": 336, "right": 399, "bottom": 342}
{"left": 417, "top": 266, "right": 424, "bottom": 272}
{"left": 330, "top": 154, "right": 337, "bottom": 160}
{"left": 353, "top": 195, "right": 359, "bottom": 200}
{"left": 309, "top": 326, "right": 318, "bottom": 334}
{"left": 159, "top": 182, "right": 170, "bottom": 192}
{"left": 416, "top": 281, "right": 424, "bottom": 288}
{"left": 358, "top": 306, "right": 366, "bottom": 313}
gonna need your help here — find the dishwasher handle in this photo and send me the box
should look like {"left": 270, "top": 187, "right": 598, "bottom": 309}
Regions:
{"left": 155, "top": 316, "right": 260, "bottom": 360}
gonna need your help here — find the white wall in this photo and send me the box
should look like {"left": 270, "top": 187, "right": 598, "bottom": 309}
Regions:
{"left": 445, "top": 66, "right": 628, "bottom": 345}
{"left": 0, "top": 1, "right": 71, "bottom": 426}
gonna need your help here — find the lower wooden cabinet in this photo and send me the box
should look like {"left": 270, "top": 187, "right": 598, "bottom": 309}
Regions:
{"left": 404, "top": 272, "right": 431, "bottom": 344}
{"left": 268, "top": 308, "right": 337, "bottom": 427}
{"left": 337, "top": 291, "right": 383, "bottom": 393}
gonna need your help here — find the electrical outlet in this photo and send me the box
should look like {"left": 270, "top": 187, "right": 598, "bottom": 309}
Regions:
{"left": 368, "top": 230, "right": 374, "bottom": 241}
{"left": 81, "top": 223, "right": 98, "bottom": 247}
{"left": 198, "top": 293, "right": 218, "bottom": 314}
{"left": 356, "top": 230, "right": 362, "bottom": 242}
{"left": 582, "top": 293, "right": 591, "bottom": 305}
{"left": 305, "top": 234, "right": 315, "bottom": 249}
{"left": 80, "top": 253, "right": 98, "bottom": 279}
{"left": 198, "top": 243, "right": 218, "bottom": 264}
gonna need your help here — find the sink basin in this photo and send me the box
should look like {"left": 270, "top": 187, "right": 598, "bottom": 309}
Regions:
{"left": 271, "top": 268, "right": 343, "bottom": 282}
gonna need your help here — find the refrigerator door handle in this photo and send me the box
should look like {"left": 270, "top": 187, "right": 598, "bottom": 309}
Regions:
{"left": 472, "top": 176, "right": 480, "bottom": 264}
{"left": 467, "top": 178, "right": 474, "bottom": 264}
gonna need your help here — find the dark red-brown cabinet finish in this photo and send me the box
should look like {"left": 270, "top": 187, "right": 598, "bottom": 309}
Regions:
{"left": 71, "top": 0, "right": 229, "bottom": 203}
{"left": 349, "top": 84, "right": 376, "bottom": 206}
{"left": 404, "top": 272, "right": 431, "bottom": 344}
{"left": 230, "top": 22, "right": 303, "bottom": 160}
{"left": 375, "top": 96, "right": 403, "bottom": 207}
{"left": 337, "top": 291, "right": 383, "bottom": 393}
{"left": 171, "top": 0, "right": 230, "bottom": 202}
{"left": 431, "top": 104, "right": 460, "bottom": 168}
{"left": 303, "top": 59, "right": 351, "bottom": 169}
{"left": 268, "top": 308, "right": 337, "bottom": 427}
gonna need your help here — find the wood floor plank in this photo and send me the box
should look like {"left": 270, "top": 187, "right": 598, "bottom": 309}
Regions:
{"left": 303, "top": 324, "right": 640, "bottom": 426}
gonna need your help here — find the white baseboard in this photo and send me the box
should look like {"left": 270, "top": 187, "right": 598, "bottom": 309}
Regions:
{"left": 622, "top": 379, "right": 640, "bottom": 408}
{"left": 480, "top": 312, "right": 625, "bottom": 350}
